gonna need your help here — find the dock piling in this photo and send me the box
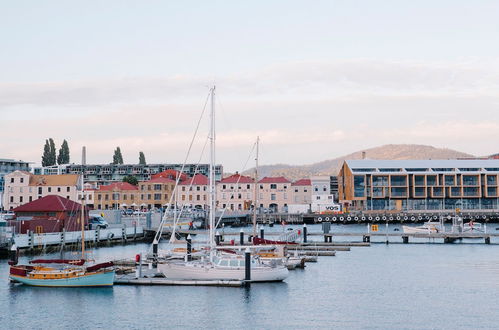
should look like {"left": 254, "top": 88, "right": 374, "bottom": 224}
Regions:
{"left": 186, "top": 234, "right": 192, "bottom": 261}
{"left": 152, "top": 239, "right": 158, "bottom": 268}
{"left": 303, "top": 224, "right": 308, "bottom": 243}
{"left": 260, "top": 227, "right": 264, "bottom": 239}
{"left": 245, "top": 247, "right": 251, "bottom": 287}
{"left": 239, "top": 229, "right": 244, "bottom": 246}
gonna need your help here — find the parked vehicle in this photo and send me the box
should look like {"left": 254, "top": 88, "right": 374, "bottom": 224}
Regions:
{"left": 89, "top": 216, "right": 109, "bottom": 229}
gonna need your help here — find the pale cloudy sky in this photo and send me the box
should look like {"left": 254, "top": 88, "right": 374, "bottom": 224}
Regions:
{"left": 1, "top": 1, "right": 499, "bottom": 171}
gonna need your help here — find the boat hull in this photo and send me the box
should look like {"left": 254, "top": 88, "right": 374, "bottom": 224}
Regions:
{"left": 10, "top": 270, "right": 115, "bottom": 287}
{"left": 158, "top": 262, "right": 288, "bottom": 282}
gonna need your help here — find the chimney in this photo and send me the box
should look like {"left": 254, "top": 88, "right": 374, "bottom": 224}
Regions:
{"left": 82, "top": 146, "right": 86, "bottom": 165}
{"left": 362, "top": 151, "right": 366, "bottom": 160}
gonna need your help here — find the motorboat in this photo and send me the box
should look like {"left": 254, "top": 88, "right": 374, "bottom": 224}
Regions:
{"left": 402, "top": 221, "right": 443, "bottom": 234}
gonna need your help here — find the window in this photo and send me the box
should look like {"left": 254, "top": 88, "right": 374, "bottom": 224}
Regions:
{"left": 314, "top": 187, "right": 318, "bottom": 192}
{"left": 67, "top": 187, "right": 70, "bottom": 192}
{"left": 354, "top": 176, "right": 365, "bottom": 197}
{"left": 98, "top": 195, "right": 102, "bottom": 200}
{"left": 414, "top": 176, "right": 425, "bottom": 186}
{"left": 57, "top": 187, "right": 61, "bottom": 192}
{"left": 390, "top": 175, "right": 407, "bottom": 187}
{"left": 48, "top": 187, "right": 52, "bottom": 193}
{"left": 182, "top": 187, "right": 185, "bottom": 191}
{"left": 66, "top": 196, "right": 70, "bottom": 199}
{"left": 284, "top": 185, "right": 287, "bottom": 189}
{"left": 259, "top": 185, "right": 263, "bottom": 189}
{"left": 247, "top": 184, "right": 250, "bottom": 189}
{"left": 147, "top": 194, "right": 151, "bottom": 200}
{"left": 426, "top": 176, "right": 437, "bottom": 186}
{"left": 20, "top": 178, "right": 24, "bottom": 183}
{"left": 105, "top": 194, "right": 109, "bottom": 201}
{"left": 154, "top": 194, "right": 161, "bottom": 200}
{"left": 29, "top": 196, "right": 33, "bottom": 202}
{"left": 112, "top": 193, "right": 119, "bottom": 200}
{"left": 270, "top": 184, "right": 277, "bottom": 189}
{"left": 10, "top": 178, "right": 14, "bottom": 183}
{"left": 154, "top": 184, "right": 161, "bottom": 191}
{"left": 444, "top": 175, "right": 455, "bottom": 186}
{"left": 10, "top": 196, "right": 13, "bottom": 203}
{"left": 123, "top": 194, "right": 127, "bottom": 200}
{"left": 197, "top": 186, "right": 200, "bottom": 191}
{"left": 38, "top": 187, "right": 42, "bottom": 194}
{"left": 196, "top": 195, "right": 200, "bottom": 201}
{"left": 271, "top": 194, "right": 276, "bottom": 201}
{"left": 222, "top": 185, "right": 226, "bottom": 189}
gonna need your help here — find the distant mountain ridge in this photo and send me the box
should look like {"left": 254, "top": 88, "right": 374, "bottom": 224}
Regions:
{"left": 242, "top": 144, "right": 474, "bottom": 180}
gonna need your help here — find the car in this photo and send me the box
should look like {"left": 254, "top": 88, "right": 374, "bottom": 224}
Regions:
{"left": 89, "top": 216, "right": 109, "bottom": 229}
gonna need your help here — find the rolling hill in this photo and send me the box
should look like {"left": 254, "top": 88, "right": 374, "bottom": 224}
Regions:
{"left": 242, "top": 144, "right": 474, "bottom": 180}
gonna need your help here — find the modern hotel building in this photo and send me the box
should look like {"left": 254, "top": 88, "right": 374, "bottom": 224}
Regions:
{"left": 338, "top": 159, "right": 499, "bottom": 211}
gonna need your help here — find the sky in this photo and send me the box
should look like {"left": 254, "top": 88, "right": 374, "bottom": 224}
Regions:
{"left": 1, "top": 0, "right": 499, "bottom": 172}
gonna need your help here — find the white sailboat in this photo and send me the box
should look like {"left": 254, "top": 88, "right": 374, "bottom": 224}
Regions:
{"left": 158, "top": 86, "right": 289, "bottom": 282}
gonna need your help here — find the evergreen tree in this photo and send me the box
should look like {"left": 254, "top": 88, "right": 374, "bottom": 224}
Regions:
{"left": 57, "top": 139, "right": 70, "bottom": 165}
{"left": 113, "top": 147, "right": 124, "bottom": 164}
{"left": 122, "top": 175, "right": 138, "bottom": 186}
{"left": 48, "top": 138, "right": 56, "bottom": 166}
{"left": 139, "top": 151, "right": 146, "bottom": 165}
{"left": 41, "top": 140, "right": 51, "bottom": 167}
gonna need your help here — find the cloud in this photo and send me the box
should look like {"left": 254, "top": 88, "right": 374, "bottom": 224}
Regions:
{"left": 1, "top": 58, "right": 499, "bottom": 170}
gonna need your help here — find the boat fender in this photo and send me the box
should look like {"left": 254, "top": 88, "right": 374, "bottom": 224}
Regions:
{"left": 325, "top": 217, "right": 330, "bottom": 222}
{"left": 361, "top": 216, "right": 366, "bottom": 221}
{"left": 418, "top": 216, "right": 422, "bottom": 221}
{"left": 332, "top": 217, "right": 337, "bottom": 222}
{"left": 317, "top": 217, "right": 323, "bottom": 222}
{"left": 404, "top": 216, "right": 409, "bottom": 220}
{"left": 411, "top": 216, "right": 416, "bottom": 221}
{"left": 354, "top": 216, "right": 359, "bottom": 221}
{"left": 382, "top": 216, "right": 387, "bottom": 221}
{"left": 389, "top": 217, "right": 393, "bottom": 221}
{"left": 375, "top": 216, "right": 380, "bottom": 221}
{"left": 339, "top": 217, "right": 344, "bottom": 221}
{"left": 396, "top": 216, "right": 401, "bottom": 220}
{"left": 368, "top": 216, "right": 373, "bottom": 221}
{"left": 347, "top": 216, "right": 352, "bottom": 221}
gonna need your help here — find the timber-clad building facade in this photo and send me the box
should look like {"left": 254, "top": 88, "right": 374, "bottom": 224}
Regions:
{"left": 339, "top": 159, "right": 499, "bottom": 211}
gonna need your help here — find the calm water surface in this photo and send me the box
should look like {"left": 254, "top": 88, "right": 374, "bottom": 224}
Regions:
{"left": 2, "top": 224, "right": 499, "bottom": 329}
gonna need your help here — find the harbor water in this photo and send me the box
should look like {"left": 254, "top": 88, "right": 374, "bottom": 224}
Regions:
{"left": 2, "top": 224, "right": 499, "bottom": 329}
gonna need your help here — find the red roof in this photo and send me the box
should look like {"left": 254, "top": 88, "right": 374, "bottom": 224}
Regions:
{"left": 220, "top": 174, "right": 254, "bottom": 184}
{"left": 258, "top": 176, "right": 291, "bottom": 184}
{"left": 97, "top": 182, "right": 138, "bottom": 191}
{"left": 180, "top": 174, "right": 209, "bottom": 185}
{"left": 146, "top": 177, "right": 176, "bottom": 184}
{"left": 292, "top": 179, "right": 311, "bottom": 186}
{"left": 14, "top": 195, "right": 83, "bottom": 212}
{"left": 151, "top": 169, "right": 187, "bottom": 182}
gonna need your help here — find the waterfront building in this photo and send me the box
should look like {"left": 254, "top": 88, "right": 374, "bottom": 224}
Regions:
{"left": 0, "top": 158, "right": 31, "bottom": 210}
{"left": 33, "top": 163, "right": 223, "bottom": 186}
{"left": 338, "top": 159, "right": 499, "bottom": 211}
{"left": 258, "top": 176, "right": 291, "bottom": 213}
{"left": 291, "top": 179, "right": 312, "bottom": 204}
{"left": 94, "top": 182, "right": 139, "bottom": 210}
{"left": 138, "top": 177, "right": 178, "bottom": 210}
{"left": 330, "top": 175, "right": 339, "bottom": 202}
{"left": 2, "top": 171, "right": 81, "bottom": 210}
{"left": 217, "top": 173, "right": 254, "bottom": 211}
{"left": 10, "top": 195, "right": 87, "bottom": 234}
{"left": 178, "top": 174, "right": 209, "bottom": 210}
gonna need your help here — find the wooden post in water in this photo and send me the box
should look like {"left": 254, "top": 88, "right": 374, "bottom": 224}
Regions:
{"left": 303, "top": 224, "right": 307, "bottom": 243}
{"left": 240, "top": 228, "right": 244, "bottom": 246}
{"left": 260, "top": 226, "right": 264, "bottom": 239}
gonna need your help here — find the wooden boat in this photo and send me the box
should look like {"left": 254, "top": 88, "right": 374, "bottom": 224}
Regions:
{"left": 8, "top": 173, "right": 115, "bottom": 287}
{"left": 9, "top": 259, "right": 114, "bottom": 287}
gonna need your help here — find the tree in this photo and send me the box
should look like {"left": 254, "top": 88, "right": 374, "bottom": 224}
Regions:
{"left": 48, "top": 138, "right": 56, "bottom": 166}
{"left": 41, "top": 140, "right": 51, "bottom": 166}
{"left": 122, "top": 175, "right": 138, "bottom": 186}
{"left": 57, "top": 139, "right": 70, "bottom": 165}
{"left": 139, "top": 151, "right": 146, "bottom": 165}
{"left": 112, "top": 147, "right": 124, "bottom": 164}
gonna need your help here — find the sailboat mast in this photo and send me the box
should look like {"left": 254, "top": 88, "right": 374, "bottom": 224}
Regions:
{"left": 209, "top": 86, "right": 216, "bottom": 256}
{"left": 252, "top": 136, "right": 259, "bottom": 238}
{"left": 80, "top": 172, "right": 85, "bottom": 259}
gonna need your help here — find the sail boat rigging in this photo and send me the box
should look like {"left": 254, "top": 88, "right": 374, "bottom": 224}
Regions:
{"left": 158, "top": 86, "right": 289, "bottom": 282}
